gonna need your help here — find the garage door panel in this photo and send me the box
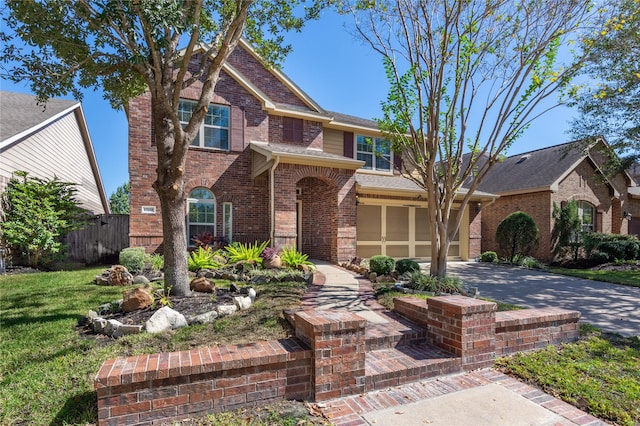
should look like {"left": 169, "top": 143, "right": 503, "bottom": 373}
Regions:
{"left": 357, "top": 205, "right": 381, "bottom": 241}
{"left": 415, "top": 208, "right": 430, "bottom": 241}
{"left": 386, "top": 245, "right": 409, "bottom": 257}
{"left": 386, "top": 206, "right": 409, "bottom": 240}
{"left": 357, "top": 245, "right": 381, "bottom": 258}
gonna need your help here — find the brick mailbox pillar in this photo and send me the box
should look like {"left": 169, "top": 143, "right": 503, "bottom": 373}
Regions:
{"left": 427, "top": 296, "right": 497, "bottom": 370}
{"left": 294, "top": 310, "right": 366, "bottom": 401}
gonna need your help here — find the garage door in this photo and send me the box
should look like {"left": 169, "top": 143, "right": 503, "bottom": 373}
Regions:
{"left": 356, "top": 203, "right": 461, "bottom": 259}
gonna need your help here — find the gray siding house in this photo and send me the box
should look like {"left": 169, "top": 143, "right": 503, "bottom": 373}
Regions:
{"left": 0, "top": 91, "right": 109, "bottom": 214}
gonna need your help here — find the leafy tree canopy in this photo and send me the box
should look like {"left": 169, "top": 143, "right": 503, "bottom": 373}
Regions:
{"left": 109, "top": 182, "right": 130, "bottom": 214}
{"left": 569, "top": 0, "right": 640, "bottom": 169}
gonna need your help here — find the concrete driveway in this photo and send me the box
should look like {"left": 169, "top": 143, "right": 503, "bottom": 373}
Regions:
{"left": 446, "top": 262, "right": 640, "bottom": 337}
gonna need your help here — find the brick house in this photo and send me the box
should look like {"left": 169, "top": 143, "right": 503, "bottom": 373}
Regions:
{"left": 128, "top": 40, "right": 493, "bottom": 263}
{"left": 477, "top": 140, "right": 640, "bottom": 260}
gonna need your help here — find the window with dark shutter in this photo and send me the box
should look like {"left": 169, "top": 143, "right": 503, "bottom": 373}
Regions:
{"left": 283, "top": 117, "right": 303, "bottom": 143}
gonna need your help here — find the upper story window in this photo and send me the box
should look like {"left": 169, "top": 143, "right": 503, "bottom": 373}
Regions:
{"left": 179, "top": 99, "right": 229, "bottom": 150}
{"left": 356, "top": 135, "right": 392, "bottom": 172}
{"left": 578, "top": 201, "right": 595, "bottom": 232}
{"left": 283, "top": 117, "right": 303, "bottom": 143}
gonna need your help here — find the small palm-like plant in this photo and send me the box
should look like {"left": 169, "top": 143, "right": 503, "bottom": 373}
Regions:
{"left": 188, "top": 246, "right": 220, "bottom": 272}
{"left": 225, "top": 240, "right": 269, "bottom": 264}
{"left": 280, "top": 245, "right": 315, "bottom": 271}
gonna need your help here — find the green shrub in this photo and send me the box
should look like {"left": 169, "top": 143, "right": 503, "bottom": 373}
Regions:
{"left": 147, "top": 253, "right": 164, "bottom": 271}
{"left": 496, "top": 211, "right": 539, "bottom": 263}
{"left": 590, "top": 250, "right": 610, "bottom": 264}
{"left": 280, "top": 245, "right": 315, "bottom": 270}
{"left": 551, "top": 200, "right": 582, "bottom": 259}
{"left": 119, "top": 247, "right": 146, "bottom": 274}
{"left": 407, "top": 271, "right": 462, "bottom": 293}
{"left": 480, "top": 251, "right": 498, "bottom": 263}
{"left": 584, "top": 233, "right": 640, "bottom": 260}
{"left": 518, "top": 256, "right": 542, "bottom": 269}
{"left": 225, "top": 240, "right": 269, "bottom": 265}
{"left": 407, "top": 270, "right": 438, "bottom": 291}
{"left": 395, "top": 259, "right": 420, "bottom": 275}
{"left": 369, "top": 255, "right": 395, "bottom": 275}
{"left": 188, "top": 246, "right": 220, "bottom": 272}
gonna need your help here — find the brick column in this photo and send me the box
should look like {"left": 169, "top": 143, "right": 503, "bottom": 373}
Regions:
{"left": 294, "top": 310, "right": 366, "bottom": 401}
{"left": 427, "top": 296, "right": 497, "bottom": 370}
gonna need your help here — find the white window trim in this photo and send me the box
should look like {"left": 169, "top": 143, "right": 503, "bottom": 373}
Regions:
{"left": 187, "top": 189, "right": 216, "bottom": 247}
{"left": 355, "top": 134, "right": 393, "bottom": 173}
{"left": 179, "top": 99, "right": 230, "bottom": 151}
{"left": 223, "top": 202, "right": 233, "bottom": 242}
{"left": 578, "top": 201, "right": 595, "bottom": 233}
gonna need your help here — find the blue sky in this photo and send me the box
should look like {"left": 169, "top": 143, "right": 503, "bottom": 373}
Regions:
{"left": 0, "top": 10, "right": 579, "bottom": 197}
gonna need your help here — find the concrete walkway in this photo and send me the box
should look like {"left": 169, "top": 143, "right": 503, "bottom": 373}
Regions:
{"left": 307, "top": 263, "right": 604, "bottom": 426}
{"left": 447, "top": 262, "right": 640, "bottom": 337}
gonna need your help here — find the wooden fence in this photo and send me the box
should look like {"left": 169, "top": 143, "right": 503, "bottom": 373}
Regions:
{"left": 64, "top": 214, "right": 129, "bottom": 265}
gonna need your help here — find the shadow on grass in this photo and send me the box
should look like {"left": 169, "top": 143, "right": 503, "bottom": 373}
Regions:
{"left": 50, "top": 390, "right": 97, "bottom": 426}
{"left": 1, "top": 312, "right": 83, "bottom": 328}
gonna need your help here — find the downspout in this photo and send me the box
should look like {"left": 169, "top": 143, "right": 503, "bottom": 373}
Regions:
{"left": 269, "top": 155, "right": 281, "bottom": 247}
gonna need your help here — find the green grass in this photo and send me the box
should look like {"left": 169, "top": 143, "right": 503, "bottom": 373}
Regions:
{"left": 496, "top": 326, "right": 640, "bottom": 426}
{"left": 547, "top": 267, "right": 640, "bottom": 288}
{"left": 0, "top": 268, "right": 310, "bottom": 425}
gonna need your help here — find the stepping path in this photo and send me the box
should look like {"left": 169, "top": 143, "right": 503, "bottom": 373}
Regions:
{"left": 305, "top": 261, "right": 605, "bottom": 426}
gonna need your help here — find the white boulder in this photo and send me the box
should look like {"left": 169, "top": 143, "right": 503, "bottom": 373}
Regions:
{"left": 145, "top": 306, "right": 188, "bottom": 333}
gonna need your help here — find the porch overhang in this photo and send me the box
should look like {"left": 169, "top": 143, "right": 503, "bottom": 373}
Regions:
{"left": 628, "top": 187, "right": 640, "bottom": 199}
{"left": 250, "top": 141, "right": 364, "bottom": 178}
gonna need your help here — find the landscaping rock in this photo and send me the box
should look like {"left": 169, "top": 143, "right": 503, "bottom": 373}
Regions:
{"left": 112, "top": 324, "right": 144, "bottom": 338}
{"left": 121, "top": 286, "right": 154, "bottom": 312}
{"left": 145, "top": 271, "right": 164, "bottom": 282}
{"left": 92, "top": 317, "right": 108, "bottom": 334}
{"left": 247, "top": 287, "right": 256, "bottom": 302}
{"left": 95, "top": 275, "right": 110, "bottom": 286}
{"left": 133, "top": 275, "right": 150, "bottom": 285}
{"left": 233, "top": 296, "right": 252, "bottom": 310}
{"left": 190, "top": 276, "right": 216, "bottom": 293}
{"left": 230, "top": 282, "right": 240, "bottom": 293}
{"left": 251, "top": 275, "right": 268, "bottom": 284}
{"left": 187, "top": 310, "right": 219, "bottom": 325}
{"left": 368, "top": 272, "right": 377, "bottom": 282}
{"left": 263, "top": 254, "right": 282, "bottom": 269}
{"left": 145, "top": 306, "right": 188, "bottom": 333}
{"left": 216, "top": 304, "right": 238, "bottom": 317}
{"left": 108, "top": 265, "right": 134, "bottom": 286}
{"left": 96, "top": 300, "right": 122, "bottom": 315}
{"left": 105, "top": 319, "right": 124, "bottom": 336}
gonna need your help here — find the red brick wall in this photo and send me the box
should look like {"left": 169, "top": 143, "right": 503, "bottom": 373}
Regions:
{"left": 468, "top": 203, "right": 482, "bottom": 259}
{"left": 481, "top": 191, "right": 552, "bottom": 260}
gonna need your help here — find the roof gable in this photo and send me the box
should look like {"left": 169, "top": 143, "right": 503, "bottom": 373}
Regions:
{"left": 0, "top": 91, "right": 78, "bottom": 144}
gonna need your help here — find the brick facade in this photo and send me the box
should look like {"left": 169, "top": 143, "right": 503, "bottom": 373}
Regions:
{"left": 481, "top": 155, "right": 640, "bottom": 260}
{"left": 128, "top": 43, "right": 481, "bottom": 262}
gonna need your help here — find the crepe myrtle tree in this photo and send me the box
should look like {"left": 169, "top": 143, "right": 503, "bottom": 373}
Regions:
{"left": 1, "top": 0, "right": 324, "bottom": 295}
{"left": 344, "top": 0, "right": 598, "bottom": 277}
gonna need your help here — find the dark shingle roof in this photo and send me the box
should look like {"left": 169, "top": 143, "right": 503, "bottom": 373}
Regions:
{"left": 0, "top": 91, "right": 78, "bottom": 142}
{"left": 327, "top": 110, "right": 379, "bottom": 130}
{"left": 475, "top": 142, "right": 587, "bottom": 194}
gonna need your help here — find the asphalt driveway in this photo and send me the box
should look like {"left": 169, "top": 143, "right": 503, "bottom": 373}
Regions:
{"left": 446, "top": 262, "right": 640, "bottom": 337}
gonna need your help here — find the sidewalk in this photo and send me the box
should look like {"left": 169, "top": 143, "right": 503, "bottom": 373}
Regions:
{"left": 306, "top": 263, "right": 606, "bottom": 426}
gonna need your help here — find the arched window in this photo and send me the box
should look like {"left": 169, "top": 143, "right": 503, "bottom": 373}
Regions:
{"left": 187, "top": 188, "right": 215, "bottom": 246}
{"left": 578, "top": 201, "right": 595, "bottom": 232}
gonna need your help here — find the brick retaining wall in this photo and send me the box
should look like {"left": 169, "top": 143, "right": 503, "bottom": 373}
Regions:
{"left": 95, "top": 297, "right": 581, "bottom": 425}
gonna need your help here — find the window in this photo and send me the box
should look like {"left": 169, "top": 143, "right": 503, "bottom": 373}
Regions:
{"left": 578, "top": 201, "right": 595, "bottom": 232}
{"left": 223, "top": 202, "right": 233, "bottom": 242}
{"left": 179, "top": 99, "right": 229, "bottom": 150}
{"left": 283, "top": 117, "right": 303, "bottom": 143}
{"left": 187, "top": 188, "right": 216, "bottom": 246}
{"left": 356, "top": 135, "right": 391, "bottom": 172}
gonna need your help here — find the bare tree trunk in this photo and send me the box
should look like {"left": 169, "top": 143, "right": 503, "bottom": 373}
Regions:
{"left": 158, "top": 193, "right": 190, "bottom": 296}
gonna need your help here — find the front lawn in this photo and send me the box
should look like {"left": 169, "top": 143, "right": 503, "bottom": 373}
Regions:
{"left": 0, "top": 268, "right": 313, "bottom": 425}
{"left": 548, "top": 267, "right": 640, "bottom": 288}
{"left": 496, "top": 325, "right": 640, "bottom": 426}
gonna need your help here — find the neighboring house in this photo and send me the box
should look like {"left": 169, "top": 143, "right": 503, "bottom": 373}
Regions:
{"left": 0, "top": 91, "right": 109, "bottom": 214}
{"left": 477, "top": 141, "right": 640, "bottom": 260}
{"left": 128, "top": 40, "right": 494, "bottom": 263}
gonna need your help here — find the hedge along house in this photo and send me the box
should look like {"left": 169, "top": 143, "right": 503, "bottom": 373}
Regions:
{"left": 128, "top": 40, "right": 494, "bottom": 263}
{"left": 477, "top": 139, "right": 640, "bottom": 261}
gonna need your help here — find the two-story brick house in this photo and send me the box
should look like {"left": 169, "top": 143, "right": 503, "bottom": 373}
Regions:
{"left": 128, "top": 40, "right": 490, "bottom": 263}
